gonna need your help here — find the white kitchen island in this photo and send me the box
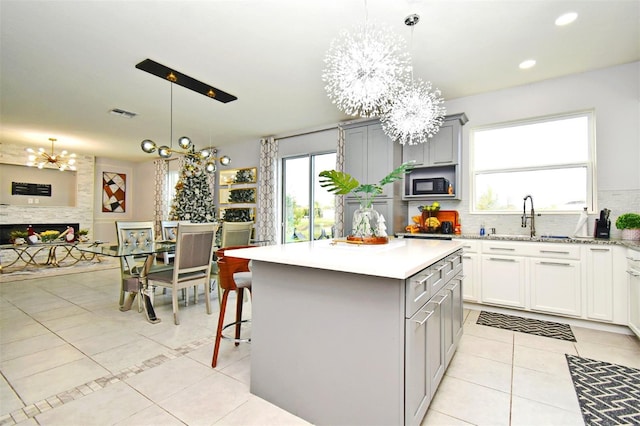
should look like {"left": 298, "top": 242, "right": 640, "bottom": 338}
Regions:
{"left": 227, "top": 238, "right": 464, "bottom": 426}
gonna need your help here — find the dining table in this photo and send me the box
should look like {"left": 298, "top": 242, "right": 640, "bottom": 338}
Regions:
{"left": 76, "top": 240, "right": 175, "bottom": 323}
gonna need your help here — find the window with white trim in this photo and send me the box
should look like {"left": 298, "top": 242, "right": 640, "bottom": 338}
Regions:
{"left": 471, "top": 111, "right": 595, "bottom": 213}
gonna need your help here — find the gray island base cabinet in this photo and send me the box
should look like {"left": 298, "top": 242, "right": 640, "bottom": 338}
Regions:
{"left": 227, "top": 239, "right": 464, "bottom": 426}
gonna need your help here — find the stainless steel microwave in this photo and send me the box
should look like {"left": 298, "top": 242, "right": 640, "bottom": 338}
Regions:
{"left": 412, "top": 177, "right": 450, "bottom": 195}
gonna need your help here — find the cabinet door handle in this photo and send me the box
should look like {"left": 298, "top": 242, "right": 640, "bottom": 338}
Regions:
{"left": 540, "top": 250, "right": 570, "bottom": 254}
{"left": 626, "top": 256, "right": 640, "bottom": 262}
{"left": 413, "top": 310, "right": 434, "bottom": 326}
{"left": 489, "top": 257, "right": 516, "bottom": 262}
{"left": 489, "top": 247, "right": 516, "bottom": 251}
{"left": 540, "top": 261, "right": 572, "bottom": 266}
{"left": 437, "top": 263, "right": 447, "bottom": 272}
{"left": 433, "top": 160, "right": 452, "bottom": 164}
{"left": 463, "top": 245, "right": 472, "bottom": 248}
{"left": 589, "top": 248, "right": 610, "bottom": 252}
{"left": 463, "top": 255, "right": 472, "bottom": 259}
{"left": 627, "top": 270, "right": 640, "bottom": 277}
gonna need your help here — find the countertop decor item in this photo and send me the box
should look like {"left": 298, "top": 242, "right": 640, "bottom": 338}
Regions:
{"left": 615, "top": 212, "right": 640, "bottom": 241}
{"left": 319, "top": 161, "right": 414, "bottom": 243}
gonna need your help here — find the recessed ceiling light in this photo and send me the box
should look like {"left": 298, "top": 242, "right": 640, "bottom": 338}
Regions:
{"left": 519, "top": 59, "right": 536, "bottom": 70}
{"left": 555, "top": 12, "right": 578, "bottom": 26}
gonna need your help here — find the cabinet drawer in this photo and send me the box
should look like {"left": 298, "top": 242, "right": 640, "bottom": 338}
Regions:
{"left": 482, "top": 241, "right": 531, "bottom": 256}
{"left": 532, "top": 243, "right": 580, "bottom": 260}
{"left": 430, "top": 261, "right": 449, "bottom": 295}
{"left": 406, "top": 268, "right": 435, "bottom": 317}
{"left": 456, "top": 239, "right": 480, "bottom": 253}
{"left": 445, "top": 250, "right": 463, "bottom": 282}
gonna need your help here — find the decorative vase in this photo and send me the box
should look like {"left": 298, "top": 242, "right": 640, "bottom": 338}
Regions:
{"left": 622, "top": 228, "right": 640, "bottom": 241}
{"left": 349, "top": 206, "right": 389, "bottom": 244}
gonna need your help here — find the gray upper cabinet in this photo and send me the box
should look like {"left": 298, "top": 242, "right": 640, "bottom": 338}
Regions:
{"left": 402, "top": 113, "right": 468, "bottom": 166}
{"left": 344, "top": 122, "right": 397, "bottom": 198}
{"left": 343, "top": 120, "right": 405, "bottom": 235}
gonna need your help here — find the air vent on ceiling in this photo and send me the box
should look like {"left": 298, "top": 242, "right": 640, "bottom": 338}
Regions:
{"left": 109, "top": 108, "right": 137, "bottom": 118}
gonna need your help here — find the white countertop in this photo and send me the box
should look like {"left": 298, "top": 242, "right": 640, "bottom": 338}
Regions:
{"left": 225, "top": 238, "right": 463, "bottom": 279}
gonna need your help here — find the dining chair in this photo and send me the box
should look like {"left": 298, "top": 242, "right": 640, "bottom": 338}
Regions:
{"left": 115, "top": 220, "right": 171, "bottom": 309}
{"left": 160, "top": 220, "right": 190, "bottom": 264}
{"left": 211, "top": 245, "right": 254, "bottom": 368}
{"left": 146, "top": 222, "right": 217, "bottom": 325}
{"left": 220, "top": 221, "right": 254, "bottom": 248}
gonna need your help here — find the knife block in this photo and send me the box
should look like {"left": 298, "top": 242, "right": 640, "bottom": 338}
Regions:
{"left": 594, "top": 219, "right": 611, "bottom": 239}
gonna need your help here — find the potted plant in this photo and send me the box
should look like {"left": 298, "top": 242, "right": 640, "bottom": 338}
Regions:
{"left": 9, "top": 230, "right": 28, "bottom": 245}
{"left": 77, "top": 228, "right": 90, "bottom": 242}
{"left": 615, "top": 212, "right": 640, "bottom": 241}
{"left": 319, "top": 161, "right": 414, "bottom": 244}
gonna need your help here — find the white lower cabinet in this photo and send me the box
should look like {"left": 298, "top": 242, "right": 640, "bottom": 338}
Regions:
{"left": 461, "top": 251, "right": 479, "bottom": 302}
{"left": 585, "top": 246, "right": 613, "bottom": 321}
{"left": 481, "top": 255, "right": 526, "bottom": 308}
{"left": 627, "top": 249, "right": 640, "bottom": 338}
{"left": 530, "top": 258, "right": 581, "bottom": 316}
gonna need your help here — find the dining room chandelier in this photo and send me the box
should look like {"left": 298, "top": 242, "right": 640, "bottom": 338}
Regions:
{"left": 322, "top": 17, "right": 410, "bottom": 118}
{"left": 140, "top": 74, "right": 230, "bottom": 174}
{"left": 380, "top": 14, "right": 446, "bottom": 145}
{"left": 25, "top": 138, "right": 77, "bottom": 171}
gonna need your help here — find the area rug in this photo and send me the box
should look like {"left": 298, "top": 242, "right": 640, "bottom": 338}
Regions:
{"left": 566, "top": 354, "right": 640, "bottom": 425}
{"left": 476, "top": 310, "right": 576, "bottom": 341}
{"left": 0, "top": 257, "right": 119, "bottom": 283}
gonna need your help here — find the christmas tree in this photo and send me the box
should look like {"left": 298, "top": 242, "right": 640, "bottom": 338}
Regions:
{"left": 169, "top": 155, "right": 216, "bottom": 222}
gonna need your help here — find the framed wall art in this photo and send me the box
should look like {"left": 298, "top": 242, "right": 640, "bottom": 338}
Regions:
{"left": 102, "top": 171, "right": 126, "bottom": 212}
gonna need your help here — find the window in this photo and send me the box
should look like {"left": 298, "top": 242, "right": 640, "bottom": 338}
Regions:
{"left": 282, "top": 152, "right": 336, "bottom": 243}
{"left": 471, "top": 111, "right": 595, "bottom": 213}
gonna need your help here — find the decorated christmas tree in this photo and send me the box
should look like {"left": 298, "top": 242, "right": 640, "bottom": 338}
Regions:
{"left": 169, "top": 155, "right": 216, "bottom": 222}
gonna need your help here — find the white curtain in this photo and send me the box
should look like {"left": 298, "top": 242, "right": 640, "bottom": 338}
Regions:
{"left": 257, "top": 137, "right": 278, "bottom": 244}
{"left": 334, "top": 126, "right": 345, "bottom": 237}
{"left": 153, "top": 159, "right": 169, "bottom": 236}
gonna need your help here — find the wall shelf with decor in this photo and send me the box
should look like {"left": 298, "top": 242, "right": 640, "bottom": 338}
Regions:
{"left": 218, "top": 167, "right": 257, "bottom": 223}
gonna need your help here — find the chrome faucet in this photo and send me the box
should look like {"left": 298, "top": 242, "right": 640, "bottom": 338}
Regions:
{"left": 522, "top": 195, "right": 536, "bottom": 237}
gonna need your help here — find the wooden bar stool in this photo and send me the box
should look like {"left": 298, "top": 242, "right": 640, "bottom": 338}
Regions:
{"left": 211, "top": 245, "right": 254, "bottom": 368}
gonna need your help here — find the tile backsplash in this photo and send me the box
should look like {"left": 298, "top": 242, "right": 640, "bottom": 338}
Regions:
{"left": 408, "top": 189, "right": 640, "bottom": 239}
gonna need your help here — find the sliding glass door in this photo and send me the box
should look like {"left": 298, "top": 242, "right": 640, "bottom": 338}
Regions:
{"left": 282, "top": 152, "right": 336, "bottom": 243}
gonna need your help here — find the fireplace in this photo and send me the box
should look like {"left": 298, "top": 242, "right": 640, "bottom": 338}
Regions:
{"left": 0, "top": 223, "right": 80, "bottom": 245}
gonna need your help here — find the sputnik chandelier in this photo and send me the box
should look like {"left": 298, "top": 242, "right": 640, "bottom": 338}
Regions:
{"left": 26, "top": 138, "right": 77, "bottom": 171}
{"left": 322, "top": 18, "right": 410, "bottom": 118}
{"left": 381, "top": 14, "right": 445, "bottom": 145}
{"left": 323, "top": 7, "right": 446, "bottom": 145}
{"left": 140, "top": 72, "right": 230, "bottom": 174}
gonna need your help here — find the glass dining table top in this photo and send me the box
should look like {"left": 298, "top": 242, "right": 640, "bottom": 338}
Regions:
{"left": 76, "top": 241, "right": 175, "bottom": 257}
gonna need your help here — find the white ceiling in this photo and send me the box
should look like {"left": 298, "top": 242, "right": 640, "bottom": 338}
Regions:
{"left": 1, "top": 0, "right": 638, "bottom": 162}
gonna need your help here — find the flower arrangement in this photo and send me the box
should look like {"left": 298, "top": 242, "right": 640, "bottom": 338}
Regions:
{"left": 40, "top": 230, "right": 61, "bottom": 242}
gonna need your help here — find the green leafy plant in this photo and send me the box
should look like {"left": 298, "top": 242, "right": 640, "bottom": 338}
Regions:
{"left": 615, "top": 213, "right": 640, "bottom": 229}
{"left": 10, "top": 230, "right": 28, "bottom": 240}
{"left": 77, "top": 228, "right": 89, "bottom": 236}
{"left": 319, "top": 162, "right": 415, "bottom": 209}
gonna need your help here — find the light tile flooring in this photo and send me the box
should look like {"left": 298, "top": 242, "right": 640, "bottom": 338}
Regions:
{"left": 1, "top": 267, "right": 639, "bottom": 425}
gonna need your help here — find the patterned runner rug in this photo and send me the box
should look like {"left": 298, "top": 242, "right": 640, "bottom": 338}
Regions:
{"left": 566, "top": 354, "right": 640, "bottom": 425}
{"left": 476, "top": 310, "right": 576, "bottom": 341}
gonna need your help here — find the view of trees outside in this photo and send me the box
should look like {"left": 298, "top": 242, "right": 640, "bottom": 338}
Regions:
{"left": 473, "top": 114, "right": 591, "bottom": 212}
{"left": 283, "top": 153, "right": 336, "bottom": 243}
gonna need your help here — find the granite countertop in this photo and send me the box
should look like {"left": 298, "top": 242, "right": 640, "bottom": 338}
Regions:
{"left": 225, "top": 238, "right": 464, "bottom": 279}
{"left": 396, "top": 232, "right": 640, "bottom": 251}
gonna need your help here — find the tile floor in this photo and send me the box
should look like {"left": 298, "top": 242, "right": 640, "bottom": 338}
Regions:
{"left": 1, "top": 266, "right": 639, "bottom": 425}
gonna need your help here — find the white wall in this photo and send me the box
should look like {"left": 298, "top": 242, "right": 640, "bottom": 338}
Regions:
{"left": 410, "top": 61, "right": 640, "bottom": 238}
{"left": 0, "top": 142, "right": 94, "bottom": 234}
